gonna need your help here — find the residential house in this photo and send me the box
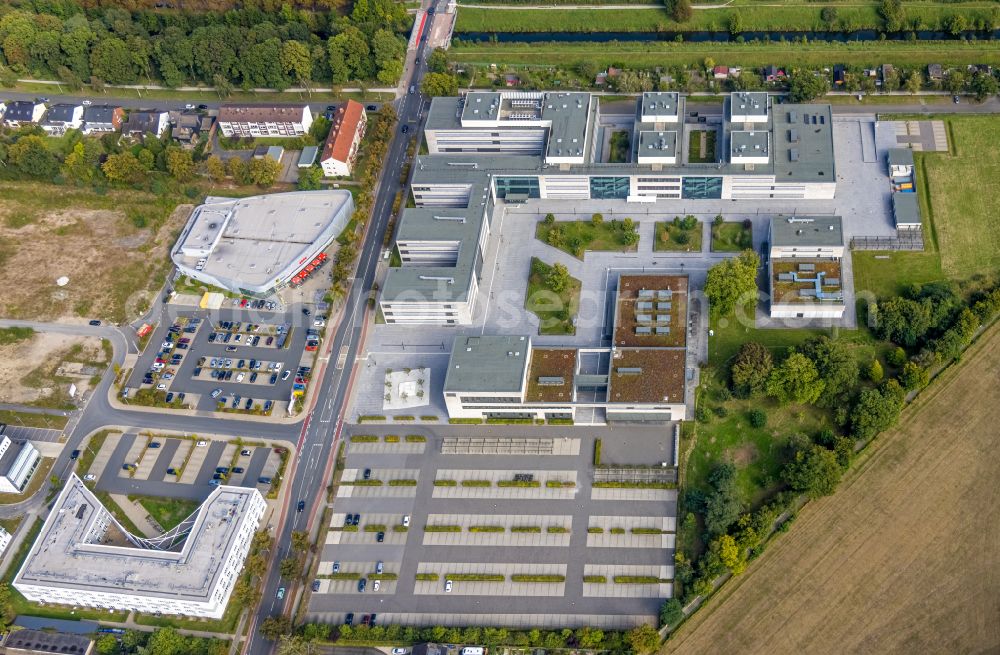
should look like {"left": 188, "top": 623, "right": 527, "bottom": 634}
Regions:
{"left": 879, "top": 63, "right": 895, "bottom": 87}
{"left": 763, "top": 65, "right": 786, "bottom": 83}
{"left": 504, "top": 73, "right": 520, "bottom": 87}
{"left": 3, "top": 100, "right": 46, "bottom": 127}
{"left": 320, "top": 100, "right": 367, "bottom": 178}
{"left": 217, "top": 104, "right": 312, "bottom": 138}
{"left": 81, "top": 105, "right": 125, "bottom": 135}
{"left": 927, "top": 63, "right": 944, "bottom": 82}
{"left": 833, "top": 64, "right": 846, "bottom": 86}
{"left": 41, "top": 103, "right": 84, "bottom": 135}
{"left": 122, "top": 110, "right": 169, "bottom": 138}
{"left": 169, "top": 110, "right": 215, "bottom": 147}
{"left": 713, "top": 65, "right": 730, "bottom": 80}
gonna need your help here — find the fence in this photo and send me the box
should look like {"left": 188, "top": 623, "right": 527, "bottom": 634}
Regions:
{"left": 851, "top": 231, "right": 925, "bottom": 251}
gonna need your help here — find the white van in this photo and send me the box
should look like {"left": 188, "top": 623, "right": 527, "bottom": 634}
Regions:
{"left": 462, "top": 649, "right": 485, "bottom": 655}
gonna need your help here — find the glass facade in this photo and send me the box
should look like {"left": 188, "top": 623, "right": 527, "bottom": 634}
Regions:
{"left": 590, "top": 176, "right": 630, "bottom": 200}
{"left": 494, "top": 176, "right": 540, "bottom": 199}
{"left": 681, "top": 176, "right": 723, "bottom": 199}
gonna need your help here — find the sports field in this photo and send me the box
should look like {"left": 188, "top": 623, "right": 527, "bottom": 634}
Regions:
{"left": 664, "top": 322, "right": 1000, "bottom": 655}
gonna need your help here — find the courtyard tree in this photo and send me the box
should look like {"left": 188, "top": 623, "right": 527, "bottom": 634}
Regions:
{"left": 546, "top": 262, "right": 571, "bottom": 293}
{"left": 704, "top": 250, "right": 759, "bottom": 317}
{"left": 730, "top": 341, "right": 773, "bottom": 397}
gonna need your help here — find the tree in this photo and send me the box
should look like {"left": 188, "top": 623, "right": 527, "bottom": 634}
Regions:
{"left": 904, "top": 70, "right": 923, "bottom": 94}
{"left": 866, "top": 358, "right": 884, "bottom": 383}
{"left": 626, "top": 624, "right": 659, "bottom": 655}
{"left": 887, "top": 346, "right": 907, "bottom": 367}
{"left": 165, "top": 148, "right": 195, "bottom": 181}
{"left": 277, "top": 635, "right": 310, "bottom": 655}
{"left": 9, "top": 135, "right": 58, "bottom": 178}
{"left": 728, "top": 10, "right": 744, "bottom": 36}
{"left": 332, "top": 26, "right": 373, "bottom": 80}
{"left": 249, "top": 157, "right": 282, "bottom": 187}
{"left": 782, "top": 442, "right": 842, "bottom": 498}
{"left": 206, "top": 155, "right": 227, "bottom": 182}
{"left": 137, "top": 148, "right": 155, "bottom": 171}
{"left": 659, "top": 597, "right": 684, "bottom": 628}
{"left": 544, "top": 213, "right": 556, "bottom": 226}
{"left": 102, "top": 152, "right": 144, "bottom": 184}
{"left": 714, "top": 533, "right": 746, "bottom": 573}
{"left": 944, "top": 12, "right": 967, "bottom": 36}
{"left": 260, "top": 615, "right": 292, "bottom": 641}
{"left": 788, "top": 72, "right": 830, "bottom": 102}
{"left": 422, "top": 72, "right": 459, "bottom": 97}
{"left": 546, "top": 262, "right": 571, "bottom": 293}
{"left": 281, "top": 40, "right": 313, "bottom": 88}
{"left": 62, "top": 140, "right": 101, "bottom": 184}
{"left": 297, "top": 166, "right": 323, "bottom": 190}
{"left": 970, "top": 70, "right": 999, "bottom": 101}
{"left": 290, "top": 530, "right": 311, "bottom": 553}
{"left": 730, "top": 341, "right": 773, "bottom": 397}
{"left": 278, "top": 557, "right": 300, "bottom": 579}
{"left": 879, "top": 0, "right": 906, "bottom": 31}
{"left": 801, "top": 336, "right": 858, "bottom": 406}
{"left": 90, "top": 37, "right": 137, "bottom": 84}
{"left": 145, "top": 628, "right": 188, "bottom": 655}
{"left": 428, "top": 48, "right": 450, "bottom": 74}
{"left": 875, "top": 296, "right": 932, "bottom": 347}
{"left": 821, "top": 6, "right": 838, "bottom": 26}
{"left": 704, "top": 250, "right": 760, "bottom": 317}
{"left": 591, "top": 212, "right": 603, "bottom": 226}
{"left": 851, "top": 379, "right": 905, "bottom": 439}
{"left": 900, "top": 361, "right": 929, "bottom": 390}
{"left": 669, "top": 0, "right": 693, "bottom": 23}
{"left": 703, "top": 462, "right": 742, "bottom": 536}
{"left": 767, "top": 351, "right": 825, "bottom": 405}
{"left": 945, "top": 69, "right": 966, "bottom": 95}
{"left": 748, "top": 408, "right": 767, "bottom": 428}
{"left": 95, "top": 635, "right": 118, "bottom": 655}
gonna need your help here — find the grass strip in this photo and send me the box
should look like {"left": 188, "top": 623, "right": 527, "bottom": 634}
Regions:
{"left": 511, "top": 525, "right": 542, "bottom": 533}
{"left": 583, "top": 575, "right": 608, "bottom": 583}
{"left": 405, "top": 434, "right": 427, "bottom": 442}
{"left": 511, "top": 574, "right": 565, "bottom": 583}
{"left": 388, "top": 479, "right": 417, "bottom": 486}
{"left": 592, "top": 481, "right": 677, "bottom": 489}
{"left": 446, "top": 573, "right": 505, "bottom": 582}
{"left": 461, "top": 479, "right": 492, "bottom": 487}
{"left": 425, "top": 524, "right": 462, "bottom": 532}
{"left": 497, "top": 480, "right": 541, "bottom": 487}
{"left": 344, "top": 479, "right": 383, "bottom": 486}
{"left": 363, "top": 524, "right": 387, "bottom": 532}
{"left": 350, "top": 435, "right": 378, "bottom": 442}
{"left": 587, "top": 527, "right": 604, "bottom": 534}
{"left": 415, "top": 573, "right": 440, "bottom": 581}
{"left": 433, "top": 479, "right": 457, "bottom": 486}
{"left": 613, "top": 575, "right": 663, "bottom": 584}
{"left": 546, "top": 526, "right": 570, "bottom": 533}
{"left": 545, "top": 480, "right": 576, "bottom": 488}
{"left": 469, "top": 525, "right": 506, "bottom": 533}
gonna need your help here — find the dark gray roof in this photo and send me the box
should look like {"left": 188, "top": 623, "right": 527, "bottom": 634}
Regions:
{"left": 83, "top": 105, "right": 119, "bottom": 123}
{"left": 122, "top": 110, "right": 164, "bottom": 134}
{"left": 43, "top": 103, "right": 80, "bottom": 123}
{"left": 2, "top": 628, "right": 92, "bottom": 654}
{"left": 4, "top": 101, "right": 39, "bottom": 122}
{"left": 892, "top": 193, "right": 921, "bottom": 227}
{"left": 444, "top": 335, "right": 530, "bottom": 393}
{"left": 888, "top": 148, "right": 914, "bottom": 167}
{"left": 770, "top": 215, "right": 844, "bottom": 247}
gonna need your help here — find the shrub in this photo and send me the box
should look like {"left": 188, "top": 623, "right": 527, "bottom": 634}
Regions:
{"left": 393, "top": 524, "right": 409, "bottom": 532}
{"left": 587, "top": 527, "right": 604, "bottom": 534}
{"left": 497, "top": 480, "right": 540, "bottom": 487}
{"left": 415, "top": 573, "right": 439, "bottom": 581}
{"left": 583, "top": 575, "right": 607, "bottom": 583}
{"left": 546, "top": 526, "right": 570, "bottom": 533}
{"left": 357, "top": 415, "right": 386, "bottom": 423}
{"left": 384, "top": 435, "right": 400, "bottom": 443}
{"left": 388, "top": 479, "right": 417, "bottom": 486}
{"left": 593, "top": 481, "right": 677, "bottom": 489}
{"left": 748, "top": 408, "right": 767, "bottom": 428}
{"left": 511, "top": 574, "right": 565, "bottom": 582}
{"left": 713, "top": 405, "right": 728, "bottom": 418}
{"left": 345, "top": 479, "right": 383, "bottom": 486}
{"left": 696, "top": 404, "right": 713, "bottom": 423}
{"left": 327, "top": 572, "right": 361, "bottom": 580}
{"left": 433, "top": 479, "right": 457, "bottom": 486}
{"left": 610, "top": 527, "right": 626, "bottom": 534}
{"left": 545, "top": 480, "right": 576, "bottom": 488}
{"left": 424, "top": 525, "right": 462, "bottom": 532}
{"left": 461, "top": 479, "right": 492, "bottom": 487}
{"left": 613, "top": 575, "right": 661, "bottom": 584}
{"left": 342, "top": 525, "right": 358, "bottom": 532}
{"left": 350, "top": 435, "right": 378, "bottom": 443}
{"left": 405, "top": 434, "right": 427, "bottom": 442}
{"left": 363, "top": 524, "right": 387, "bottom": 532}
{"left": 469, "top": 525, "right": 505, "bottom": 532}
{"left": 449, "top": 418, "right": 483, "bottom": 424}
{"left": 631, "top": 527, "right": 662, "bottom": 535}
{"left": 887, "top": 346, "right": 908, "bottom": 367}
{"left": 511, "top": 526, "right": 542, "bottom": 533}
{"left": 447, "top": 573, "right": 504, "bottom": 581}
{"left": 593, "top": 438, "right": 602, "bottom": 465}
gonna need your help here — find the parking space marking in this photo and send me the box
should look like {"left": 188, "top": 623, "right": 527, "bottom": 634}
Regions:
{"left": 166, "top": 440, "right": 192, "bottom": 479}
{"left": 86, "top": 432, "right": 122, "bottom": 482}
{"left": 178, "top": 441, "right": 210, "bottom": 484}
{"left": 1, "top": 425, "right": 63, "bottom": 443}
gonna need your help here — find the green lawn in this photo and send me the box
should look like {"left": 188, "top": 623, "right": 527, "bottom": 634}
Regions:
{"left": 451, "top": 39, "right": 1000, "bottom": 71}
{"left": 0, "top": 409, "right": 68, "bottom": 430}
{"left": 536, "top": 218, "right": 639, "bottom": 258}
{"left": 920, "top": 116, "right": 1000, "bottom": 279}
{"left": 93, "top": 489, "right": 144, "bottom": 536}
{"left": 655, "top": 220, "right": 703, "bottom": 252}
{"left": 0, "top": 515, "right": 23, "bottom": 535}
{"left": 711, "top": 222, "right": 752, "bottom": 252}
{"left": 455, "top": 3, "right": 995, "bottom": 33}
{"left": 525, "top": 257, "right": 581, "bottom": 335}
{"left": 608, "top": 130, "right": 631, "bottom": 163}
{"left": 687, "top": 130, "right": 717, "bottom": 164}
{"left": 75, "top": 430, "right": 111, "bottom": 478}
{"left": 132, "top": 495, "right": 202, "bottom": 531}
{"left": 852, "top": 251, "right": 944, "bottom": 299}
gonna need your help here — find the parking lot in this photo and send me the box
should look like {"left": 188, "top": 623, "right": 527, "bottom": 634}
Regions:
{"left": 123, "top": 304, "right": 325, "bottom": 413}
{"left": 86, "top": 431, "right": 285, "bottom": 501}
{"left": 306, "top": 426, "right": 676, "bottom": 630}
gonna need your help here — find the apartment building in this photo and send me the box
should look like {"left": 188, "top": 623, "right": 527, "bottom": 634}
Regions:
{"left": 218, "top": 104, "right": 313, "bottom": 138}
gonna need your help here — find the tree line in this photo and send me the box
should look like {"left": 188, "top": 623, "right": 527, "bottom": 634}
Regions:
{"left": 0, "top": 0, "right": 410, "bottom": 89}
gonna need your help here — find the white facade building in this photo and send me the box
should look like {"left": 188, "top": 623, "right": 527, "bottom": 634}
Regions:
{"left": 218, "top": 105, "right": 313, "bottom": 138}
{"left": 14, "top": 475, "right": 266, "bottom": 618}
{"left": 0, "top": 436, "right": 41, "bottom": 494}
{"left": 0, "top": 526, "right": 11, "bottom": 555}
{"left": 320, "top": 100, "right": 367, "bottom": 177}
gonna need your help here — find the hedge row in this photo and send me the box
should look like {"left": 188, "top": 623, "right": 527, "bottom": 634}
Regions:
{"left": 388, "top": 479, "right": 417, "bottom": 486}
{"left": 425, "top": 525, "right": 462, "bottom": 532}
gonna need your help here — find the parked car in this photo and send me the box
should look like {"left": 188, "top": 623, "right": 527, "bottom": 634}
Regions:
{"left": 333, "top": 561, "right": 341, "bottom": 573}
{"left": 232, "top": 467, "right": 244, "bottom": 474}
{"left": 358, "top": 578, "right": 367, "bottom": 592}
{"left": 149, "top": 442, "right": 161, "bottom": 448}
{"left": 373, "top": 579, "right": 381, "bottom": 592}
{"left": 376, "top": 561, "right": 384, "bottom": 574}
{"left": 344, "top": 612, "right": 353, "bottom": 626}
{"left": 259, "top": 476, "right": 272, "bottom": 484}
{"left": 402, "top": 514, "right": 410, "bottom": 527}
{"left": 264, "top": 400, "right": 273, "bottom": 412}
{"left": 312, "top": 579, "right": 321, "bottom": 592}
{"left": 376, "top": 531, "right": 385, "bottom": 543}
{"left": 210, "top": 388, "right": 223, "bottom": 399}
{"left": 209, "top": 479, "right": 221, "bottom": 486}
{"left": 83, "top": 474, "right": 96, "bottom": 481}
{"left": 281, "top": 370, "right": 292, "bottom": 381}
{"left": 445, "top": 579, "right": 453, "bottom": 593}
{"left": 88, "top": 319, "right": 101, "bottom": 326}
{"left": 241, "top": 449, "right": 252, "bottom": 456}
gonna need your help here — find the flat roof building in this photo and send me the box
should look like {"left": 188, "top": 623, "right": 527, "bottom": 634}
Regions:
{"left": 637, "top": 131, "right": 678, "bottom": 165}
{"left": 892, "top": 192, "right": 921, "bottom": 229}
{"left": 1, "top": 629, "right": 93, "bottom": 655}
{"left": 769, "top": 215, "right": 845, "bottom": 258}
{"left": 638, "top": 92, "right": 681, "bottom": 123}
{"left": 171, "top": 191, "right": 353, "bottom": 297}
{"left": 14, "top": 474, "right": 266, "bottom": 619}
{"left": 768, "top": 216, "right": 847, "bottom": 319}
{"left": 729, "top": 91, "right": 769, "bottom": 123}
{"left": 0, "top": 436, "right": 41, "bottom": 494}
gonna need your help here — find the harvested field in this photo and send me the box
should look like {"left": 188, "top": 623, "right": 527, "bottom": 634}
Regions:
{"left": 0, "top": 182, "right": 191, "bottom": 322}
{"left": 665, "top": 323, "right": 1000, "bottom": 655}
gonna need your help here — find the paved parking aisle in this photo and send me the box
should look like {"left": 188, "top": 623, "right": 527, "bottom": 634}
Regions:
{"left": 164, "top": 440, "right": 192, "bottom": 479}
{"left": 86, "top": 432, "right": 122, "bottom": 481}
{"left": 178, "top": 441, "right": 212, "bottom": 485}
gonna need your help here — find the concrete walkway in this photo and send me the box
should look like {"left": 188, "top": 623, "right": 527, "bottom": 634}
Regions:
{"left": 110, "top": 493, "right": 160, "bottom": 538}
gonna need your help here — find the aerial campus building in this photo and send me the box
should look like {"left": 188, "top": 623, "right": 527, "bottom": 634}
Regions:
{"left": 443, "top": 274, "right": 690, "bottom": 423}
{"left": 768, "top": 215, "right": 847, "bottom": 319}
{"left": 380, "top": 91, "right": 837, "bottom": 326}
{"left": 13, "top": 475, "right": 266, "bottom": 618}
{"left": 171, "top": 191, "right": 353, "bottom": 297}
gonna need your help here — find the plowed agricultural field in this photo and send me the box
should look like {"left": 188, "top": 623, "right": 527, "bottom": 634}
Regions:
{"left": 665, "top": 324, "right": 1000, "bottom": 655}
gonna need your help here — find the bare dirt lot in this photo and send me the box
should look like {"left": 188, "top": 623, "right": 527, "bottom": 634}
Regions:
{"left": 665, "top": 324, "right": 1000, "bottom": 655}
{"left": 0, "top": 182, "right": 191, "bottom": 323}
{"left": 0, "top": 332, "right": 109, "bottom": 406}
